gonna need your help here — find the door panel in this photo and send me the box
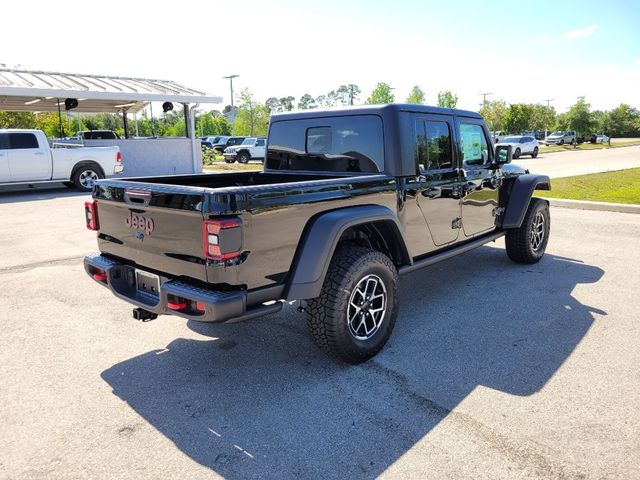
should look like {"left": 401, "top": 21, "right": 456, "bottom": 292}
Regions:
{"left": 8, "top": 133, "right": 50, "bottom": 181}
{"left": 412, "top": 116, "right": 462, "bottom": 247}
{"left": 0, "top": 134, "right": 10, "bottom": 181}
{"left": 458, "top": 122, "right": 500, "bottom": 237}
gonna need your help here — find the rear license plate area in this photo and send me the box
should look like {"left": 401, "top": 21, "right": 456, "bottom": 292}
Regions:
{"left": 136, "top": 269, "right": 160, "bottom": 298}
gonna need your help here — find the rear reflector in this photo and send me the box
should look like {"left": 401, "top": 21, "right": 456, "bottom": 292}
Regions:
{"left": 92, "top": 271, "right": 108, "bottom": 282}
{"left": 167, "top": 300, "right": 189, "bottom": 311}
{"left": 84, "top": 200, "right": 99, "bottom": 230}
{"left": 202, "top": 218, "right": 242, "bottom": 261}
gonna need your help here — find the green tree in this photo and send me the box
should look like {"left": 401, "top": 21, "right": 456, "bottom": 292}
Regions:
{"left": 346, "top": 84, "right": 361, "bottom": 105}
{"left": 565, "top": 96, "right": 593, "bottom": 137}
{"left": 366, "top": 82, "right": 395, "bottom": 104}
{"left": 406, "top": 85, "right": 425, "bottom": 105}
{"left": 279, "top": 96, "right": 295, "bottom": 112}
{"left": 503, "top": 103, "right": 535, "bottom": 133}
{"left": 234, "top": 89, "right": 270, "bottom": 136}
{"left": 479, "top": 100, "right": 507, "bottom": 131}
{"left": 604, "top": 103, "right": 639, "bottom": 137}
{"left": 437, "top": 90, "right": 458, "bottom": 108}
{"left": 265, "top": 97, "right": 281, "bottom": 113}
{"left": 0, "top": 112, "right": 37, "bottom": 129}
{"left": 298, "top": 94, "right": 316, "bottom": 110}
{"left": 530, "top": 104, "right": 556, "bottom": 132}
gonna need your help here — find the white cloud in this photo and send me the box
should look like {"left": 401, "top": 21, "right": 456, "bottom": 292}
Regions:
{"left": 564, "top": 25, "right": 599, "bottom": 40}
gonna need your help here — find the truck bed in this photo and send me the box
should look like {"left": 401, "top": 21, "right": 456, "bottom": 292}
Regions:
{"left": 91, "top": 171, "right": 396, "bottom": 288}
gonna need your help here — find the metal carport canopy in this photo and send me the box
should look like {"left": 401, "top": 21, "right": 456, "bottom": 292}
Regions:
{"left": 0, "top": 67, "right": 222, "bottom": 113}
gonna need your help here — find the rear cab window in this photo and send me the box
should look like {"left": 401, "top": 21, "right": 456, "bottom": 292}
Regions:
{"left": 266, "top": 115, "right": 384, "bottom": 173}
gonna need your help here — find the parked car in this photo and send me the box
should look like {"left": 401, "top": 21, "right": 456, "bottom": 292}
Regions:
{"left": 521, "top": 130, "right": 545, "bottom": 141}
{"left": 492, "top": 130, "right": 508, "bottom": 143}
{"left": 223, "top": 137, "right": 266, "bottom": 163}
{"left": 593, "top": 134, "right": 610, "bottom": 144}
{"left": 211, "top": 136, "right": 246, "bottom": 154}
{"left": 496, "top": 135, "right": 539, "bottom": 158}
{"left": 0, "top": 129, "right": 122, "bottom": 191}
{"left": 83, "top": 104, "right": 551, "bottom": 363}
{"left": 545, "top": 131, "right": 576, "bottom": 146}
{"left": 76, "top": 130, "right": 121, "bottom": 140}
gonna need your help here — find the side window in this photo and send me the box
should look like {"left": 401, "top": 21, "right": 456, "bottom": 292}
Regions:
{"left": 459, "top": 124, "right": 489, "bottom": 166}
{"left": 9, "top": 133, "right": 39, "bottom": 149}
{"left": 415, "top": 120, "right": 453, "bottom": 171}
{"left": 0, "top": 134, "right": 9, "bottom": 149}
{"left": 256, "top": 139, "right": 265, "bottom": 147}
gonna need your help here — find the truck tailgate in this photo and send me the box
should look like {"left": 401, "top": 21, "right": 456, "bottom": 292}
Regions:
{"left": 93, "top": 181, "right": 207, "bottom": 282}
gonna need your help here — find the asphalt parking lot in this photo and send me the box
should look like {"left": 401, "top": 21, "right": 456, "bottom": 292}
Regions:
{"left": 1, "top": 187, "right": 639, "bottom": 480}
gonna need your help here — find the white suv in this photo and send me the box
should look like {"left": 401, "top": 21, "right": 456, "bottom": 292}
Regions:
{"left": 496, "top": 135, "right": 539, "bottom": 159}
{"left": 224, "top": 137, "right": 266, "bottom": 163}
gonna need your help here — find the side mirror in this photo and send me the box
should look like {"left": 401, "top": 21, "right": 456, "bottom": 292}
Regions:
{"left": 494, "top": 144, "right": 512, "bottom": 165}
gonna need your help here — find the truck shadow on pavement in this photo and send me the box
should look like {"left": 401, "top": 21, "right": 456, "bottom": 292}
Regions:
{"left": 0, "top": 185, "right": 88, "bottom": 204}
{"left": 102, "top": 247, "right": 605, "bottom": 479}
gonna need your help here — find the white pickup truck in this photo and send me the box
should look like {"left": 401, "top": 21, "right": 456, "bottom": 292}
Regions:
{"left": 0, "top": 129, "right": 123, "bottom": 191}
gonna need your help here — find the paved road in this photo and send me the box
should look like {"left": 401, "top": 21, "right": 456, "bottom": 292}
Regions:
{"left": 518, "top": 145, "right": 640, "bottom": 178}
{"left": 1, "top": 188, "right": 639, "bottom": 479}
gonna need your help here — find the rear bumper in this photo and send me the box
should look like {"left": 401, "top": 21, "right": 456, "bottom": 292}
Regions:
{"left": 84, "top": 253, "right": 281, "bottom": 323}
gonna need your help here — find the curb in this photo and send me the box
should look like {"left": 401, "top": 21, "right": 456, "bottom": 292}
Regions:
{"left": 542, "top": 198, "right": 640, "bottom": 214}
{"left": 539, "top": 143, "right": 640, "bottom": 154}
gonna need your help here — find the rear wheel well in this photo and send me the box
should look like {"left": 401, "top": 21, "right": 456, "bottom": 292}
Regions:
{"left": 337, "top": 221, "right": 410, "bottom": 267}
{"left": 70, "top": 161, "right": 105, "bottom": 180}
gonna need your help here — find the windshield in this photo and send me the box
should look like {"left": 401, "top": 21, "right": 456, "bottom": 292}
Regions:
{"left": 551, "top": 131, "right": 564, "bottom": 136}
{"left": 502, "top": 137, "right": 522, "bottom": 143}
{"left": 241, "top": 138, "right": 257, "bottom": 145}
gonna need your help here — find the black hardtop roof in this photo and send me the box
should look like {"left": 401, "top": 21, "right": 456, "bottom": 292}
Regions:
{"left": 270, "top": 103, "right": 482, "bottom": 122}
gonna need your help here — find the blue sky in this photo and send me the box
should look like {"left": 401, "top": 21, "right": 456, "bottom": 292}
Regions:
{"left": 2, "top": 0, "right": 639, "bottom": 112}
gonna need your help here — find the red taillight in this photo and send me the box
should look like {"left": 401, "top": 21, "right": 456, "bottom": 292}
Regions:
{"left": 85, "top": 200, "right": 99, "bottom": 230}
{"left": 116, "top": 151, "right": 122, "bottom": 163}
{"left": 202, "top": 218, "right": 242, "bottom": 261}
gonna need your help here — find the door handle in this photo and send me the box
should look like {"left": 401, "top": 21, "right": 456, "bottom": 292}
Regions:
{"left": 423, "top": 187, "right": 441, "bottom": 198}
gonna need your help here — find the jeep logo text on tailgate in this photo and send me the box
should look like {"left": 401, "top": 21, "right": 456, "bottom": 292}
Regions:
{"left": 125, "top": 211, "right": 155, "bottom": 235}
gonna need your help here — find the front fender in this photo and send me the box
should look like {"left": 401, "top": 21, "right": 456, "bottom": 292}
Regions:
{"left": 285, "top": 205, "right": 409, "bottom": 301}
{"left": 501, "top": 174, "right": 551, "bottom": 229}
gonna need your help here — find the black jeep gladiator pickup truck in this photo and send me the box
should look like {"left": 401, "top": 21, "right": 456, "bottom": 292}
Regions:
{"left": 84, "top": 104, "right": 551, "bottom": 363}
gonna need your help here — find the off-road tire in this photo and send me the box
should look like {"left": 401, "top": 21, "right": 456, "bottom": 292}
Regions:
{"left": 559, "top": 139, "right": 564, "bottom": 145}
{"left": 306, "top": 246, "right": 399, "bottom": 364}
{"left": 531, "top": 147, "right": 539, "bottom": 158}
{"left": 505, "top": 198, "right": 550, "bottom": 264}
{"left": 237, "top": 152, "right": 250, "bottom": 164}
{"left": 514, "top": 148, "right": 521, "bottom": 159}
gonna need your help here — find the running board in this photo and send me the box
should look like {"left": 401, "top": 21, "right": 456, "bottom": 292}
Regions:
{"left": 398, "top": 231, "right": 505, "bottom": 275}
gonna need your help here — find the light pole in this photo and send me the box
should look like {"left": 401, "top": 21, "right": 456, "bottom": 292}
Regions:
{"left": 479, "top": 92, "right": 493, "bottom": 104}
{"left": 223, "top": 74, "right": 239, "bottom": 134}
{"left": 542, "top": 99, "right": 554, "bottom": 139}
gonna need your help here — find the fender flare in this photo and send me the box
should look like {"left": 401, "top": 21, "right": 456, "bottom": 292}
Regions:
{"left": 285, "top": 205, "right": 411, "bottom": 301}
{"left": 501, "top": 174, "right": 551, "bottom": 229}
